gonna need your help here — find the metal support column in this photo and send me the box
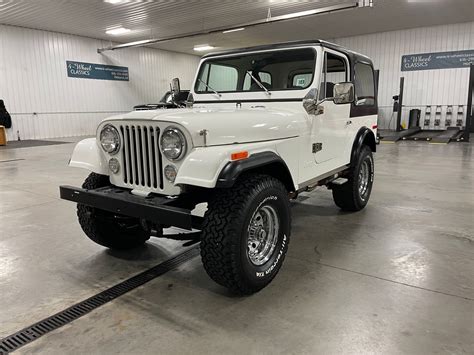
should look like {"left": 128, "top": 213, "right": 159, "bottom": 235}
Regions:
{"left": 463, "top": 63, "right": 473, "bottom": 142}
{"left": 396, "top": 77, "right": 405, "bottom": 132}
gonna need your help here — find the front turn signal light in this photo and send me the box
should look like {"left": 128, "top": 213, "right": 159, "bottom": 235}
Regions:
{"left": 231, "top": 151, "right": 249, "bottom": 161}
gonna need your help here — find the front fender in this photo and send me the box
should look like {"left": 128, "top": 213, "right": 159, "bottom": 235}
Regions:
{"left": 69, "top": 138, "right": 109, "bottom": 175}
{"left": 175, "top": 142, "right": 281, "bottom": 189}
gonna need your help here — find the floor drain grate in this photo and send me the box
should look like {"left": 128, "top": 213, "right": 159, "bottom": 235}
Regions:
{"left": 0, "top": 246, "right": 200, "bottom": 354}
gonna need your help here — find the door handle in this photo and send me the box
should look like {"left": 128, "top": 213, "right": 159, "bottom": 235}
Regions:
{"left": 346, "top": 120, "right": 353, "bottom": 125}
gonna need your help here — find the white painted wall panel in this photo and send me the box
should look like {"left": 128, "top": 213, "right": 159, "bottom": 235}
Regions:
{"left": 0, "top": 24, "right": 200, "bottom": 140}
{"left": 334, "top": 22, "right": 474, "bottom": 129}
{"left": 1, "top": 22, "right": 473, "bottom": 138}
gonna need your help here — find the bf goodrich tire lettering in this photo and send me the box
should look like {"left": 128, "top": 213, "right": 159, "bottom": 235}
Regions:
{"left": 200, "top": 174, "right": 291, "bottom": 295}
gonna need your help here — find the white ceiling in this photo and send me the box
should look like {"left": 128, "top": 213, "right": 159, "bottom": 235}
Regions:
{"left": 0, "top": 0, "right": 472, "bottom": 55}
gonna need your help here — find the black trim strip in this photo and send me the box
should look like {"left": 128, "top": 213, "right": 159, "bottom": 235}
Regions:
{"left": 350, "top": 127, "right": 376, "bottom": 166}
{"left": 195, "top": 98, "right": 303, "bottom": 104}
{"left": 202, "top": 39, "right": 370, "bottom": 64}
{"left": 216, "top": 151, "right": 292, "bottom": 188}
{"left": 0, "top": 246, "right": 200, "bottom": 354}
{"left": 350, "top": 105, "right": 378, "bottom": 118}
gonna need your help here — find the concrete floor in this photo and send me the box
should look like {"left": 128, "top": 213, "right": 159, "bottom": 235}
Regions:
{"left": 0, "top": 137, "right": 473, "bottom": 354}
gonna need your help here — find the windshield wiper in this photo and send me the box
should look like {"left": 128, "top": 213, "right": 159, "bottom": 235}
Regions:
{"left": 246, "top": 71, "right": 271, "bottom": 96}
{"left": 198, "top": 79, "right": 222, "bottom": 98}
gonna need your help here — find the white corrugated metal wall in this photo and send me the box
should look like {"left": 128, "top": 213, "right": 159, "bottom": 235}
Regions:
{"left": 1, "top": 22, "right": 473, "bottom": 138}
{"left": 335, "top": 21, "right": 474, "bottom": 129}
{"left": 0, "top": 24, "right": 200, "bottom": 141}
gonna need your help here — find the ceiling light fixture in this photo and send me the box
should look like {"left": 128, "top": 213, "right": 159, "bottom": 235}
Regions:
{"left": 194, "top": 45, "right": 215, "bottom": 52}
{"left": 106, "top": 27, "right": 131, "bottom": 35}
{"left": 121, "top": 39, "right": 153, "bottom": 46}
{"left": 222, "top": 27, "right": 245, "bottom": 34}
{"left": 104, "top": 0, "right": 126, "bottom": 4}
{"left": 277, "top": 9, "right": 327, "bottom": 20}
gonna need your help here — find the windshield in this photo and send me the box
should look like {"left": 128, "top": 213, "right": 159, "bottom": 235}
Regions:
{"left": 194, "top": 48, "right": 316, "bottom": 94}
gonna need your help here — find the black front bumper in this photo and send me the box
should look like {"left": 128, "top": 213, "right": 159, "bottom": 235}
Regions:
{"left": 59, "top": 185, "right": 202, "bottom": 230}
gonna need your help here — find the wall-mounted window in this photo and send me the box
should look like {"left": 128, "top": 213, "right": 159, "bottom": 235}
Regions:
{"left": 354, "top": 63, "right": 376, "bottom": 106}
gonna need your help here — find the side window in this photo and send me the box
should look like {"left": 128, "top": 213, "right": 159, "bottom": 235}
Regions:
{"left": 197, "top": 63, "right": 238, "bottom": 92}
{"left": 292, "top": 73, "right": 313, "bottom": 88}
{"left": 243, "top": 71, "right": 272, "bottom": 91}
{"left": 354, "top": 63, "right": 376, "bottom": 106}
{"left": 320, "top": 52, "right": 348, "bottom": 99}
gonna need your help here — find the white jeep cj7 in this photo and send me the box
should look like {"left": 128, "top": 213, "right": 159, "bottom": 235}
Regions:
{"left": 60, "top": 40, "right": 378, "bottom": 294}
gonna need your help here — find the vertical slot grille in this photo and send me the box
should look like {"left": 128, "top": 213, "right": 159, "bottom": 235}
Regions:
{"left": 120, "top": 124, "right": 161, "bottom": 189}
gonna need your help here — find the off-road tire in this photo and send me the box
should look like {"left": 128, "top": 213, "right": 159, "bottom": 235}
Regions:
{"left": 332, "top": 146, "right": 374, "bottom": 211}
{"left": 201, "top": 174, "right": 291, "bottom": 295}
{"left": 77, "top": 173, "right": 150, "bottom": 250}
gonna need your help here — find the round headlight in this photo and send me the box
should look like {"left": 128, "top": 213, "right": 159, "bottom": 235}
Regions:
{"left": 160, "top": 127, "right": 186, "bottom": 161}
{"left": 100, "top": 125, "right": 120, "bottom": 154}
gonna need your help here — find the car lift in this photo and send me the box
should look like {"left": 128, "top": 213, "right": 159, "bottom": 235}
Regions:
{"left": 432, "top": 64, "right": 473, "bottom": 143}
{"left": 380, "top": 63, "right": 473, "bottom": 144}
{"left": 379, "top": 77, "right": 420, "bottom": 143}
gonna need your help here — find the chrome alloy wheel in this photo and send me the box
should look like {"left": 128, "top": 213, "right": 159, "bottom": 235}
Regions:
{"left": 358, "top": 159, "right": 371, "bottom": 201}
{"left": 247, "top": 205, "right": 280, "bottom": 266}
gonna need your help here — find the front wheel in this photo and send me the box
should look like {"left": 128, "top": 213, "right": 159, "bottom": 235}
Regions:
{"left": 200, "top": 174, "right": 291, "bottom": 295}
{"left": 77, "top": 173, "right": 150, "bottom": 250}
{"left": 332, "top": 146, "right": 374, "bottom": 211}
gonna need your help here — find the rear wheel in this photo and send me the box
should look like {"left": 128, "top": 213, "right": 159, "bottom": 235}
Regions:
{"left": 77, "top": 173, "right": 150, "bottom": 250}
{"left": 200, "top": 174, "right": 291, "bottom": 295}
{"left": 332, "top": 146, "right": 374, "bottom": 211}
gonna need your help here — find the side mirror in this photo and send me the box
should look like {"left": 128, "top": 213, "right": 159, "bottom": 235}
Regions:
{"left": 333, "top": 82, "right": 355, "bottom": 105}
{"left": 171, "top": 78, "right": 181, "bottom": 93}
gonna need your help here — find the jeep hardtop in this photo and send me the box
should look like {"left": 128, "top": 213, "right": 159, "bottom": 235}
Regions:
{"left": 60, "top": 40, "right": 377, "bottom": 294}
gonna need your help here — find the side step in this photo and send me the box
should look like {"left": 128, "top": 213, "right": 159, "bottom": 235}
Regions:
{"left": 331, "top": 177, "right": 349, "bottom": 185}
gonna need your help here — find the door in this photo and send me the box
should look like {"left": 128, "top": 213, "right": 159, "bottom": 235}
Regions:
{"left": 312, "top": 49, "right": 352, "bottom": 165}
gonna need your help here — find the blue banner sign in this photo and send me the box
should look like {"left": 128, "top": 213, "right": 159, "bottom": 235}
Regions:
{"left": 401, "top": 50, "right": 474, "bottom": 72}
{"left": 67, "top": 61, "right": 129, "bottom": 81}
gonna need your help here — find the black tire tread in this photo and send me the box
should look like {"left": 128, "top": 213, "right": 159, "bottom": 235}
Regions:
{"left": 77, "top": 173, "right": 150, "bottom": 250}
{"left": 332, "top": 146, "right": 373, "bottom": 212}
{"left": 200, "top": 174, "right": 290, "bottom": 295}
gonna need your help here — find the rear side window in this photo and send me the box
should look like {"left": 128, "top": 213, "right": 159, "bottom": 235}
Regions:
{"left": 354, "top": 63, "right": 376, "bottom": 106}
